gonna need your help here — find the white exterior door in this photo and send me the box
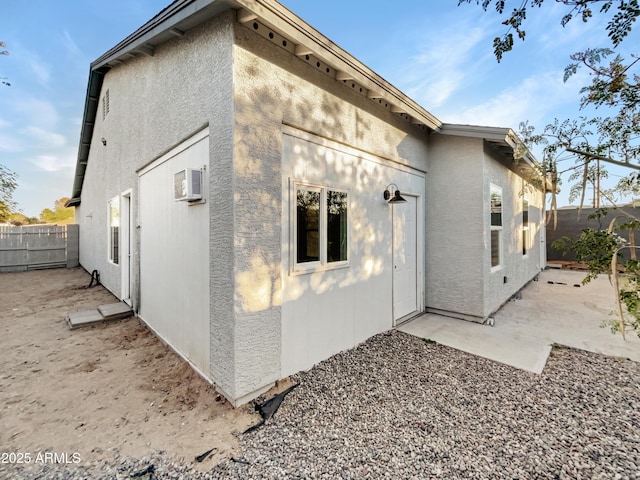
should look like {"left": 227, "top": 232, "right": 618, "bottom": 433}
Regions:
{"left": 393, "top": 195, "right": 419, "bottom": 323}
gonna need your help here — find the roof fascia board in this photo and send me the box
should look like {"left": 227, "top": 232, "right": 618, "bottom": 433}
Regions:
{"left": 440, "top": 123, "right": 513, "bottom": 142}
{"left": 69, "top": 69, "right": 106, "bottom": 203}
{"left": 234, "top": 0, "right": 442, "bottom": 130}
{"left": 442, "top": 122, "right": 543, "bottom": 173}
{"left": 69, "top": 0, "right": 444, "bottom": 205}
{"left": 92, "top": 0, "right": 238, "bottom": 70}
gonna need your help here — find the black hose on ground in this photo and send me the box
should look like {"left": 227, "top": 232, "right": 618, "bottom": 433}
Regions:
{"left": 87, "top": 270, "right": 100, "bottom": 288}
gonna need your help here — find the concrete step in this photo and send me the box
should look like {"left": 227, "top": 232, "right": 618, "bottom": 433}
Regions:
{"left": 67, "top": 302, "right": 133, "bottom": 329}
{"left": 98, "top": 301, "right": 134, "bottom": 320}
{"left": 67, "top": 309, "right": 104, "bottom": 329}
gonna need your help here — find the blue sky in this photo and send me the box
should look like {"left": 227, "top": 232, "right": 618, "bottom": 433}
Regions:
{"left": 1, "top": 0, "right": 637, "bottom": 216}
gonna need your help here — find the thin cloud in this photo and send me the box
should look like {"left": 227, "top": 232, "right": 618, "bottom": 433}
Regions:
{"left": 28, "top": 59, "right": 51, "bottom": 86}
{"left": 22, "top": 126, "right": 67, "bottom": 148}
{"left": 400, "top": 17, "right": 494, "bottom": 108}
{"left": 444, "top": 70, "right": 581, "bottom": 128}
{"left": 13, "top": 97, "right": 60, "bottom": 129}
{"left": 0, "top": 133, "right": 24, "bottom": 152}
{"left": 32, "top": 152, "right": 76, "bottom": 172}
{"left": 61, "top": 30, "right": 87, "bottom": 63}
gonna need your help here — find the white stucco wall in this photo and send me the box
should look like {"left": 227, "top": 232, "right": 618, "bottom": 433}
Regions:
{"left": 77, "top": 12, "right": 235, "bottom": 384}
{"left": 232, "top": 22, "right": 430, "bottom": 399}
{"left": 280, "top": 129, "right": 426, "bottom": 377}
{"left": 76, "top": 5, "right": 544, "bottom": 405}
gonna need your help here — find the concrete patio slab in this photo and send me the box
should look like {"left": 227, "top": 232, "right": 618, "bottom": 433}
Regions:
{"left": 399, "top": 269, "right": 640, "bottom": 373}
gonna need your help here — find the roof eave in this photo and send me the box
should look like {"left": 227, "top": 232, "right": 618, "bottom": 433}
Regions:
{"left": 69, "top": 0, "right": 444, "bottom": 206}
{"left": 234, "top": 0, "right": 441, "bottom": 130}
{"left": 440, "top": 123, "right": 548, "bottom": 188}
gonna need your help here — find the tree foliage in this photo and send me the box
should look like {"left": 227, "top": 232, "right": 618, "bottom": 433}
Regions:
{"left": 460, "top": 0, "right": 640, "bottom": 337}
{"left": 6, "top": 212, "right": 38, "bottom": 226}
{"left": 1, "top": 40, "right": 9, "bottom": 86}
{"left": 39, "top": 197, "right": 75, "bottom": 224}
{"left": 0, "top": 164, "right": 18, "bottom": 222}
{"left": 458, "top": 0, "right": 640, "bottom": 62}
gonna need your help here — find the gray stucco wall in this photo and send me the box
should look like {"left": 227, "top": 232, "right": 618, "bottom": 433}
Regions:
{"left": 425, "top": 135, "right": 485, "bottom": 319}
{"left": 425, "top": 135, "right": 544, "bottom": 321}
{"left": 482, "top": 146, "right": 544, "bottom": 318}
{"left": 77, "top": 12, "right": 235, "bottom": 382}
{"left": 77, "top": 8, "right": 432, "bottom": 405}
{"left": 232, "top": 21, "right": 431, "bottom": 401}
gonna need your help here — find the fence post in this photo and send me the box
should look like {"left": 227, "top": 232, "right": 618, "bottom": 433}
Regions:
{"left": 66, "top": 224, "right": 79, "bottom": 268}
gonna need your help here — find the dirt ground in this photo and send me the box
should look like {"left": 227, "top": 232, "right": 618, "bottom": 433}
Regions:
{"left": 0, "top": 267, "right": 260, "bottom": 471}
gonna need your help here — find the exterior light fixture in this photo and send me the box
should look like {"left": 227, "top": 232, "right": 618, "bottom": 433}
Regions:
{"left": 383, "top": 184, "right": 407, "bottom": 204}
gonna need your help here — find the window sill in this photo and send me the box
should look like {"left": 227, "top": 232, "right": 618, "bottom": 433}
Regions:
{"left": 290, "top": 261, "right": 349, "bottom": 276}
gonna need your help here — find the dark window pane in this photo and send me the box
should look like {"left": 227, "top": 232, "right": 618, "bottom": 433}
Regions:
{"left": 327, "top": 191, "right": 347, "bottom": 262}
{"left": 522, "top": 199, "right": 529, "bottom": 255}
{"left": 109, "top": 197, "right": 120, "bottom": 264}
{"left": 491, "top": 229, "right": 500, "bottom": 267}
{"left": 112, "top": 227, "right": 119, "bottom": 265}
{"left": 297, "top": 189, "right": 320, "bottom": 263}
{"left": 490, "top": 192, "right": 502, "bottom": 226}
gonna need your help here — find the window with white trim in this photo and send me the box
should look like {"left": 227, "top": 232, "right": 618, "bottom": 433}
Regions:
{"left": 294, "top": 182, "right": 348, "bottom": 272}
{"left": 490, "top": 184, "right": 502, "bottom": 269}
{"left": 108, "top": 196, "right": 120, "bottom": 265}
{"left": 522, "top": 197, "right": 530, "bottom": 256}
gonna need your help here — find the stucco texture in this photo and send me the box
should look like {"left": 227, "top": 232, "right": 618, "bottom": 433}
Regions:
{"left": 426, "top": 135, "right": 544, "bottom": 321}
{"left": 233, "top": 22, "right": 430, "bottom": 394}
{"left": 76, "top": 6, "right": 544, "bottom": 405}
{"left": 77, "top": 12, "right": 236, "bottom": 392}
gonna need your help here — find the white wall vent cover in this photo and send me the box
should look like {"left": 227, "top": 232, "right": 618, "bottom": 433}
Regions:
{"left": 174, "top": 168, "right": 202, "bottom": 201}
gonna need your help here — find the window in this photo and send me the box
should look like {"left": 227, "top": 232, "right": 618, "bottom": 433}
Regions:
{"left": 108, "top": 196, "right": 120, "bottom": 265}
{"left": 326, "top": 191, "right": 348, "bottom": 262}
{"left": 296, "top": 188, "right": 320, "bottom": 264}
{"left": 293, "top": 182, "right": 348, "bottom": 272}
{"left": 490, "top": 184, "right": 502, "bottom": 269}
{"left": 522, "top": 197, "right": 530, "bottom": 256}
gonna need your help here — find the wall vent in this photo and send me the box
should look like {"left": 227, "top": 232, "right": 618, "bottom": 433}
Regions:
{"left": 102, "top": 89, "right": 110, "bottom": 120}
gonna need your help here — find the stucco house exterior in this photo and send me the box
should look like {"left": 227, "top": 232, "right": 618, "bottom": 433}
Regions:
{"left": 67, "top": 0, "right": 547, "bottom": 405}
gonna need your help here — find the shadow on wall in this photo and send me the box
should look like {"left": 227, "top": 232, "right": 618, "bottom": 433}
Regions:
{"left": 231, "top": 48, "right": 421, "bottom": 315}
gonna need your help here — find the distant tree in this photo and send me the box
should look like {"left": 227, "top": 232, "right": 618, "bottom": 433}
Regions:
{"left": 6, "top": 212, "right": 38, "bottom": 226}
{"left": 39, "top": 197, "right": 75, "bottom": 224}
{"left": 0, "top": 164, "right": 18, "bottom": 222}
{"left": 0, "top": 201, "right": 9, "bottom": 223}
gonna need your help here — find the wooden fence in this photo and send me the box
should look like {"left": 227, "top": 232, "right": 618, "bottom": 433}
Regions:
{"left": 0, "top": 224, "right": 79, "bottom": 273}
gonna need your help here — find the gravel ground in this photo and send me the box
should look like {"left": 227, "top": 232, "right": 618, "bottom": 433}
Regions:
{"left": 3, "top": 330, "right": 639, "bottom": 479}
